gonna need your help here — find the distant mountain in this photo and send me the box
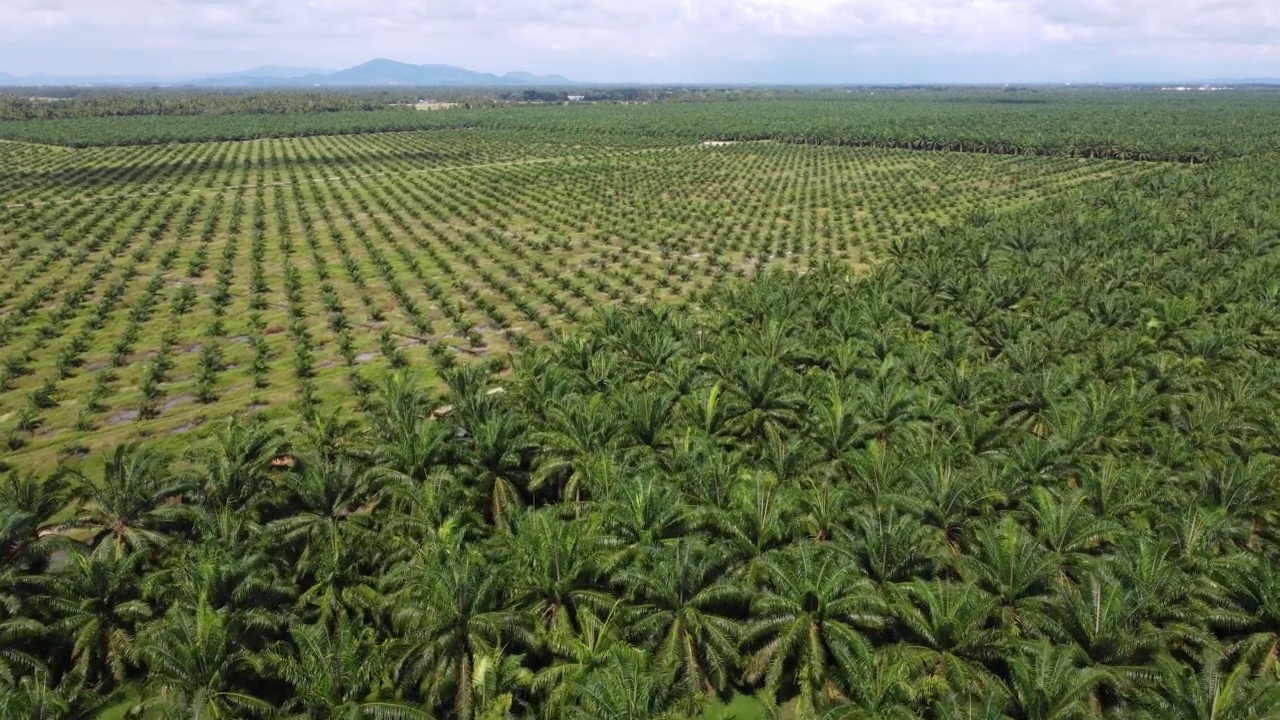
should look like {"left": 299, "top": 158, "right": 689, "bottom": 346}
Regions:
{"left": 0, "top": 59, "right": 578, "bottom": 87}
{"left": 205, "top": 65, "right": 334, "bottom": 80}
{"left": 308, "top": 59, "right": 575, "bottom": 87}
{"left": 501, "top": 71, "right": 575, "bottom": 85}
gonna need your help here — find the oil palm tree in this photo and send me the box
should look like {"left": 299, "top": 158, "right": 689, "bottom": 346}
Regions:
{"left": 503, "top": 511, "right": 612, "bottom": 641}
{"left": 467, "top": 645, "right": 533, "bottom": 720}
{"left": 69, "top": 444, "right": 193, "bottom": 559}
{"left": 1, "top": 470, "right": 73, "bottom": 572}
{"left": 143, "top": 510, "right": 294, "bottom": 641}
{"left": 1136, "top": 653, "right": 1280, "bottom": 720}
{"left": 1022, "top": 486, "right": 1118, "bottom": 587}
{"left": 46, "top": 550, "right": 153, "bottom": 688}
{"left": 454, "top": 409, "right": 531, "bottom": 528}
{"left": 890, "top": 579, "right": 1003, "bottom": 702}
{"left": 2, "top": 471, "right": 73, "bottom": 689}
{"left": 700, "top": 471, "right": 794, "bottom": 579}
{"left": 599, "top": 479, "right": 690, "bottom": 573}
{"left": 960, "top": 518, "right": 1061, "bottom": 639}
{"left": 1217, "top": 557, "right": 1280, "bottom": 680}
{"left": 1001, "top": 639, "right": 1107, "bottom": 720}
{"left": 742, "top": 543, "right": 886, "bottom": 715}
{"left": 821, "top": 645, "right": 923, "bottom": 720}
{"left": 367, "top": 372, "right": 453, "bottom": 484}
{"left": 270, "top": 456, "right": 383, "bottom": 628}
{"left": 0, "top": 671, "right": 114, "bottom": 720}
{"left": 531, "top": 393, "right": 620, "bottom": 505}
{"left": 1052, "top": 575, "right": 1167, "bottom": 711}
{"left": 192, "top": 417, "right": 284, "bottom": 518}
{"left": 838, "top": 506, "right": 943, "bottom": 589}
{"left": 724, "top": 356, "right": 804, "bottom": 441}
{"left": 617, "top": 538, "right": 744, "bottom": 695}
{"left": 532, "top": 604, "right": 630, "bottom": 719}
{"left": 564, "top": 647, "right": 697, "bottom": 720}
{"left": 385, "top": 548, "right": 532, "bottom": 719}
{"left": 267, "top": 619, "right": 429, "bottom": 719}
{"left": 134, "top": 597, "right": 272, "bottom": 718}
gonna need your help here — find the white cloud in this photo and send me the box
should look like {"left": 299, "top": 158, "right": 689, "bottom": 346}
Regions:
{"left": 0, "top": 0, "right": 1277, "bottom": 80}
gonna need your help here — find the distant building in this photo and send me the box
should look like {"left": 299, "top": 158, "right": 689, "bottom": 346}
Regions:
{"left": 567, "top": 95, "right": 586, "bottom": 102}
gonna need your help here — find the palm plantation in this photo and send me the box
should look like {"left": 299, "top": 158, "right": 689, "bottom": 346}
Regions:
{"left": 1, "top": 118, "right": 1279, "bottom": 720}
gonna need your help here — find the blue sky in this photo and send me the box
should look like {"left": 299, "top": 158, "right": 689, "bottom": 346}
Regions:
{"left": 1, "top": 0, "right": 1278, "bottom": 82}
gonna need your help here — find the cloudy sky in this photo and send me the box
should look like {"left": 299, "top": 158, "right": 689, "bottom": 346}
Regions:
{"left": 1, "top": 0, "right": 1278, "bottom": 82}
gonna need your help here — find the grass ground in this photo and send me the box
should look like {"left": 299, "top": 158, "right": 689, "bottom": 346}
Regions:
{"left": 0, "top": 131, "right": 1151, "bottom": 471}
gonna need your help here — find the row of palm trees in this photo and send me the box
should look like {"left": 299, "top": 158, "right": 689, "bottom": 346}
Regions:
{"left": 4, "top": 399, "right": 1276, "bottom": 720}
{"left": 4, "top": 158, "right": 1280, "bottom": 719}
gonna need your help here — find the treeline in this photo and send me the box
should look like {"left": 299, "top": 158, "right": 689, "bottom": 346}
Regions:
{"left": 3, "top": 91, "right": 1279, "bottom": 161}
{"left": 0, "top": 89, "right": 503, "bottom": 122}
{"left": 0, "top": 110, "right": 479, "bottom": 147}
{"left": 466, "top": 93, "right": 1280, "bottom": 163}
{"left": 3, "top": 150, "right": 1278, "bottom": 717}
{"left": 0, "top": 86, "right": 671, "bottom": 121}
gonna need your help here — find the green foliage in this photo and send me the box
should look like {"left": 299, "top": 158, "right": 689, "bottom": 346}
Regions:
{"left": 0, "top": 94, "right": 1278, "bottom": 719}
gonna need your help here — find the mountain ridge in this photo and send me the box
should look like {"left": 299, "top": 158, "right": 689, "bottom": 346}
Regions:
{"left": 0, "top": 59, "right": 578, "bottom": 87}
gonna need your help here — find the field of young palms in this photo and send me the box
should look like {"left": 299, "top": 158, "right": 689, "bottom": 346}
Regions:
{"left": 0, "top": 129, "right": 1143, "bottom": 471}
{"left": 1, "top": 93, "right": 1278, "bottom": 719}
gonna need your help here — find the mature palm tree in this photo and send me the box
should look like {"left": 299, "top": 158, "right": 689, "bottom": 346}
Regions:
{"left": 532, "top": 393, "right": 620, "bottom": 505}
{"left": 454, "top": 409, "right": 531, "bottom": 528}
{"left": 381, "top": 467, "right": 477, "bottom": 563}
{"left": 755, "top": 425, "right": 819, "bottom": 486}
{"left": 46, "top": 550, "right": 153, "bottom": 688}
{"left": 1217, "top": 557, "right": 1280, "bottom": 680}
{"left": 271, "top": 465, "right": 381, "bottom": 625}
{"left": 532, "top": 604, "right": 630, "bottom": 719}
{"left": 838, "top": 507, "right": 943, "bottom": 589}
{"left": 385, "top": 548, "right": 531, "bottom": 719}
{"left": 367, "top": 372, "right": 452, "bottom": 484}
{"left": 1136, "top": 653, "right": 1280, "bottom": 720}
{"left": 267, "top": 619, "right": 429, "bottom": 719}
{"left": 700, "top": 471, "right": 794, "bottom": 579}
{"left": 1023, "top": 486, "right": 1118, "bottom": 586}
{"left": 679, "top": 382, "right": 741, "bottom": 442}
{"left": 69, "top": 444, "right": 193, "bottom": 559}
{"left": 855, "top": 373, "right": 927, "bottom": 443}
{"left": 821, "top": 645, "right": 923, "bottom": 720}
{"left": 1, "top": 609, "right": 43, "bottom": 691}
{"left": 0, "top": 671, "right": 113, "bottom": 720}
{"left": 724, "top": 356, "right": 804, "bottom": 441}
{"left": 2, "top": 471, "right": 73, "bottom": 689}
{"left": 467, "top": 645, "right": 533, "bottom": 720}
{"left": 890, "top": 580, "right": 1003, "bottom": 702}
{"left": 1052, "top": 576, "right": 1167, "bottom": 711}
{"left": 503, "top": 511, "right": 612, "bottom": 640}
{"left": 896, "top": 458, "right": 1000, "bottom": 556}
{"left": 742, "top": 544, "right": 885, "bottom": 715}
{"left": 295, "top": 410, "right": 365, "bottom": 470}
{"left": 192, "top": 417, "right": 284, "bottom": 518}
{"left": 960, "top": 518, "right": 1061, "bottom": 639}
{"left": 143, "top": 510, "right": 294, "bottom": 641}
{"left": 134, "top": 598, "right": 272, "bottom": 718}
{"left": 615, "top": 386, "right": 679, "bottom": 453}
{"left": 804, "top": 383, "right": 871, "bottom": 481}
{"left": 599, "top": 479, "right": 690, "bottom": 573}
{"left": 1001, "top": 640, "right": 1106, "bottom": 720}
{"left": 564, "top": 647, "right": 697, "bottom": 720}
{"left": 1, "top": 470, "right": 73, "bottom": 572}
{"left": 618, "top": 538, "right": 744, "bottom": 695}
